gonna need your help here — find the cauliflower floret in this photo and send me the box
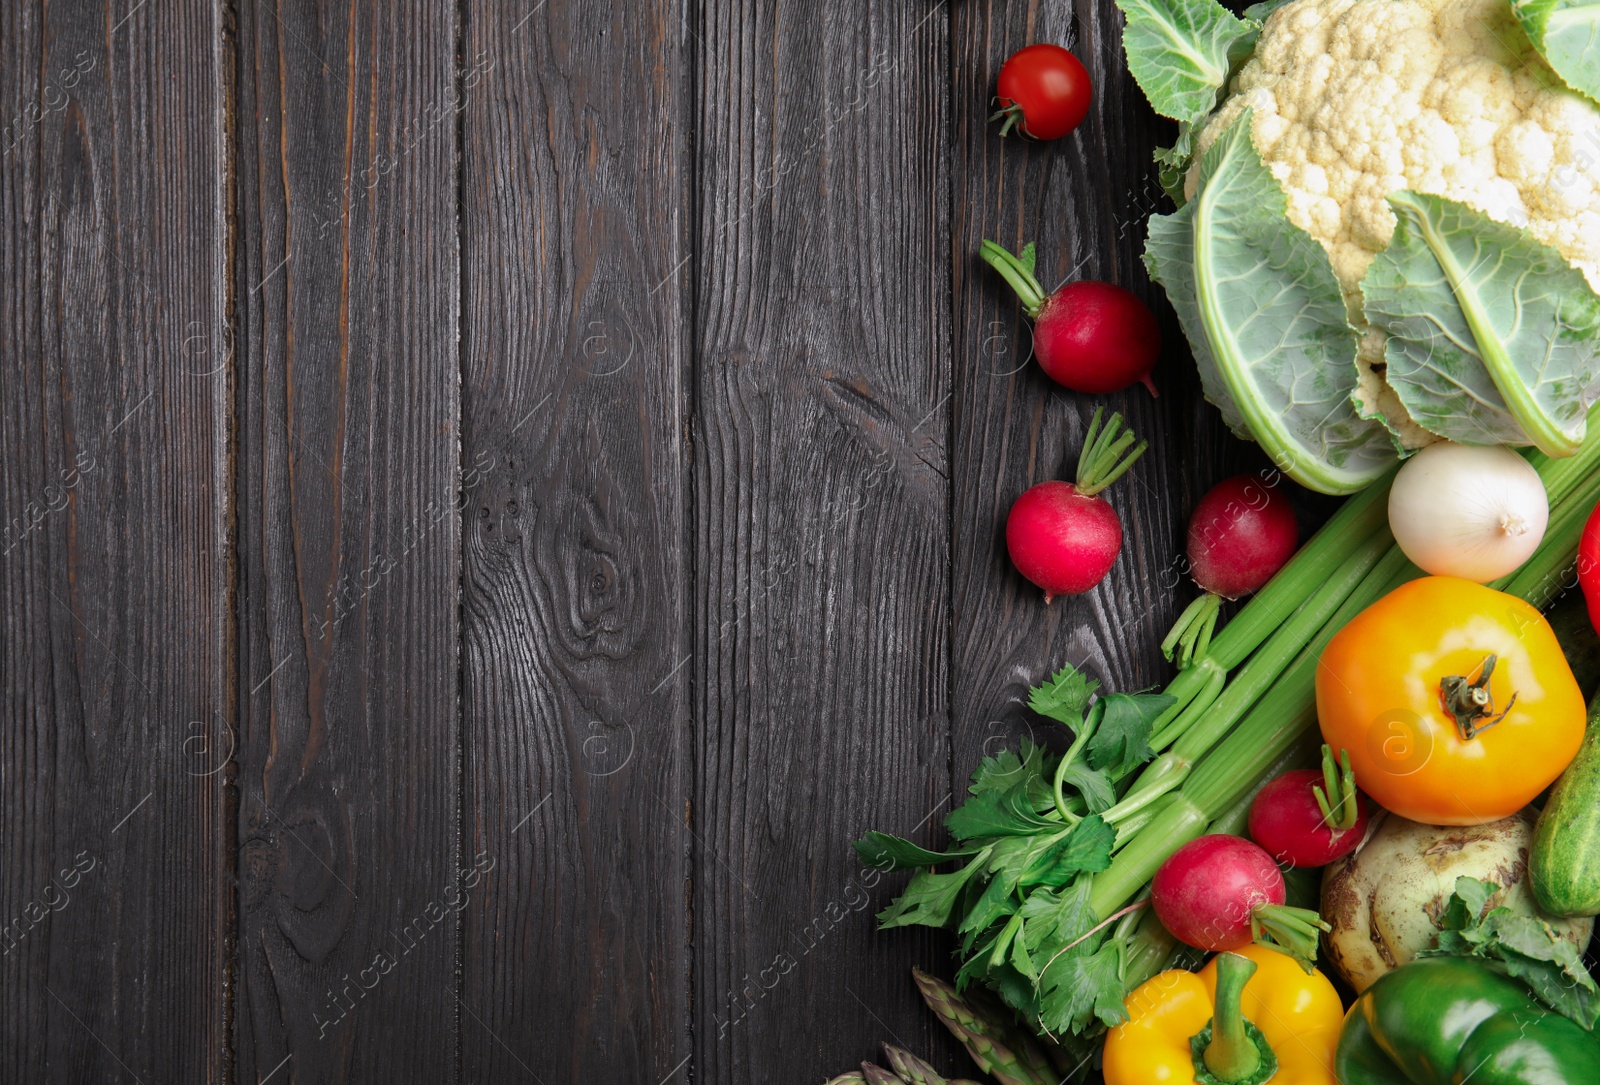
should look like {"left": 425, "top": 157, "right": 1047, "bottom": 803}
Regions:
{"left": 1187, "top": 0, "right": 1600, "bottom": 447}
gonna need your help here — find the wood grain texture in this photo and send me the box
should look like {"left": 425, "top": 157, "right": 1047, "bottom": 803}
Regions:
{"left": 946, "top": 0, "right": 1267, "bottom": 788}
{"left": 457, "top": 1, "right": 692, "bottom": 1080}
{"left": 690, "top": 0, "right": 961, "bottom": 1078}
{"left": 232, "top": 2, "right": 460, "bottom": 1080}
{"left": 0, "top": 2, "right": 1358, "bottom": 1081}
{"left": 0, "top": 0, "right": 230, "bottom": 1081}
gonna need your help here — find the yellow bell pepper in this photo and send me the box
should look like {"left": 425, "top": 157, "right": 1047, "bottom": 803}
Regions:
{"left": 1102, "top": 944, "right": 1341, "bottom": 1085}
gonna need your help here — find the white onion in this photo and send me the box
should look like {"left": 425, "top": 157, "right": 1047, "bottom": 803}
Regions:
{"left": 1387, "top": 442, "right": 1548, "bottom": 582}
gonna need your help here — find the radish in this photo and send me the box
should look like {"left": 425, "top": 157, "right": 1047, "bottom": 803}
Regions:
{"left": 1162, "top": 474, "right": 1299, "bottom": 668}
{"left": 979, "top": 240, "right": 1160, "bottom": 395}
{"left": 1151, "top": 834, "right": 1330, "bottom": 969}
{"left": 1249, "top": 745, "right": 1371, "bottom": 868}
{"left": 1006, "top": 408, "right": 1147, "bottom": 602}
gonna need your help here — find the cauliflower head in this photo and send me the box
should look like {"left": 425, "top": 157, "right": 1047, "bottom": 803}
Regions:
{"left": 1189, "top": 0, "right": 1600, "bottom": 446}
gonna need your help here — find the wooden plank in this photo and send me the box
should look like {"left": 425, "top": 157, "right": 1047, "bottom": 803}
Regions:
{"left": 948, "top": 0, "right": 1267, "bottom": 782}
{"left": 691, "top": 0, "right": 959, "bottom": 1077}
{"left": 232, "top": 2, "right": 460, "bottom": 1080}
{"left": 0, "top": 0, "right": 229, "bottom": 1081}
{"left": 456, "top": 2, "right": 692, "bottom": 1080}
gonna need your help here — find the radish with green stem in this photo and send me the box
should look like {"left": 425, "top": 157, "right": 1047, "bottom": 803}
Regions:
{"left": 1248, "top": 745, "right": 1371, "bottom": 867}
{"left": 1007, "top": 407, "right": 1147, "bottom": 601}
{"left": 980, "top": 240, "right": 1161, "bottom": 395}
{"left": 1151, "top": 834, "right": 1331, "bottom": 968}
{"left": 1163, "top": 475, "right": 1299, "bottom": 669}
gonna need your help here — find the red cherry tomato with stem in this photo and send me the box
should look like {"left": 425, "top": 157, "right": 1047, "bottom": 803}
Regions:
{"left": 992, "top": 44, "right": 1092, "bottom": 140}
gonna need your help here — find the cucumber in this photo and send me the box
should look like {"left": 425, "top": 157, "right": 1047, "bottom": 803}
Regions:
{"left": 1531, "top": 686, "right": 1600, "bottom": 917}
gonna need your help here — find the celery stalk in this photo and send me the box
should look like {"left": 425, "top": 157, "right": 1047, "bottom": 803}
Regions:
{"left": 1202, "top": 467, "right": 1395, "bottom": 670}
{"left": 1090, "top": 451, "right": 1600, "bottom": 920}
{"left": 1140, "top": 472, "right": 1395, "bottom": 740}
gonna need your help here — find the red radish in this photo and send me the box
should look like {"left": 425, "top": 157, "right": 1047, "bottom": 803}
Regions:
{"left": 1151, "top": 834, "right": 1330, "bottom": 969}
{"left": 1249, "top": 745, "right": 1371, "bottom": 867}
{"left": 979, "top": 240, "right": 1160, "bottom": 396}
{"left": 1162, "top": 474, "right": 1299, "bottom": 668}
{"left": 1007, "top": 408, "right": 1147, "bottom": 602}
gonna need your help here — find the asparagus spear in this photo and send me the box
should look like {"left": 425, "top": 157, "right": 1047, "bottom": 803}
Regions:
{"left": 829, "top": 1044, "right": 984, "bottom": 1085}
{"left": 913, "top": 969, "right": 1059, "bottom": 1085}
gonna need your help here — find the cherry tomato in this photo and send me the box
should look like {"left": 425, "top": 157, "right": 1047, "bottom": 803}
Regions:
{"left": 992, "top": 44, "right": 1092, "bottom": 140}
{"left": 1315, "top": 576, "right": 1585, "bottom": 826}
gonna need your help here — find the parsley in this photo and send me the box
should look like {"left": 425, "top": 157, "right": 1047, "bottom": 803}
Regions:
{"left": 854, "top": 662, "right": 1175, "bottom": 1042}
{"left": 1424, "top": 876, "right": 1600, "bottom": 1029}
{"left": 1028, "top": 665, "right": 1099, "bottom": 726}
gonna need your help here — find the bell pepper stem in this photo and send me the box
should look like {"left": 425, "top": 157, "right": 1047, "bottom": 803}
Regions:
{"left": 1189, "top": 953, "right": 1282, "bottom": 1085}
{"left": 1203, "top": 953, "right": 1259, "bottom": 1082}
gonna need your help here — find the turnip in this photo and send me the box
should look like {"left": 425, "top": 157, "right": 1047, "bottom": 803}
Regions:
{"left": 1151, "top": 834, "right": 1330, "bottom": 969}
{"left": 979, "top": 240, "right": 1160, "bottom": 395}
{"left": 1006, "top": 408, "right": 1146, "bottom": 602}
{"left": 1248, "top": 745, "right": 1371, "bottom": 868}
{"left": 1162, "top": 474, "right": 1299, "bottom": 668}
{"left": 1321, "top": 810, "right": 1595, "bottom": 993}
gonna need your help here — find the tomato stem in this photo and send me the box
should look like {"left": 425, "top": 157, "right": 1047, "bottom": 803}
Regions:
{"left": 1440, "top": 653, "right": 1518, "bottom": 740}
{"left": 988, "top": 100, "right": 1027, "bottom": 138}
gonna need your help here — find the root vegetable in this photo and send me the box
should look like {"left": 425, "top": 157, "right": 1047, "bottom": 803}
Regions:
{"left": 1319, "top": 809, "right": 1594, "bottom": 993}
{"left": 1006, "top": 408, "right": 1146, "bottom": 601}
{"left": 1151, "top": 834, "right": 1330, "bottom": 968}
{"left": 1387, "top": 442, "right": 1549, "bottom": 582}
{"left": 979, "top": 241, "right": 1161, "bottom": 395}
{"left": 1163, "top": 474, "right": 1299, "bottom": 667}
{"left": 1248, "top": 745, "right": 1371, "bottom": 868}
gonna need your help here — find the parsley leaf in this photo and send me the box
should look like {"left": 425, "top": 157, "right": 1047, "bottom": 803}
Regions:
{"left": 1059, "top": 764, "right": 1116, "bottom": 814}
{"left": 1028, "top": 664, "right": 1100, "bottom": 727}
{"left": 1424, "top": 876, "right": 1600, "bottom": 1029}
{"left": 1039, "top": 938, "right": 1128, "bottom": 1034}
{"left": 946, "top": 782, "right": 1058, "bottom": 841}
{"left": 1019, "top": 880, "right": 1098, "bottom": 958}
{"left": 853, "top": 831, "right": 981, "bottom": 871}
{"left": 969, "top": 742, "right": 1044, "bottom": 795}
{"left": 1021, "top": 816, "right": 1116, "bottom": 888}
{"left": 876, "top": 860, "right": 986, "bottom": 930}
{"left": 1010, "top": 924, "right": 1041, "bottom": 984}
{"left": 959, "top": 872, "right": 1019, "bottom": 936}
{"left": 1085, "top": 692, "right": 1174, "bottom": 777}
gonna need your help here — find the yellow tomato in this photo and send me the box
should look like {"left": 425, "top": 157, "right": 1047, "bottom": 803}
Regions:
{"left": 1316, "top": 576, "right": 1584, "bottom": 825}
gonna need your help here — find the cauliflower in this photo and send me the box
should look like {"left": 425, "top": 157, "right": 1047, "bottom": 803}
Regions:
{"left": 1189, "top": 0, "right": 1600, "bottom": 446}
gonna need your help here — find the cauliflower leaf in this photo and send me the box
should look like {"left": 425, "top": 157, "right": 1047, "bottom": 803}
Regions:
{"left": 1144, "top": 111, "right": 1400, "bottom": 493}
{"left": 1114, "top": 0, "right": 1257, "bottom": 125}
{"left": 1362, "top": 191, "right": 1600, "bottom": 455}
{"left": 1515, "top": 0, "right": 1600, "bottom": 106}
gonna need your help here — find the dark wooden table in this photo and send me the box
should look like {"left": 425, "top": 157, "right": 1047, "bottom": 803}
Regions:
{"left": 1, "top": 1, "right": 1278, "bottom": 1080}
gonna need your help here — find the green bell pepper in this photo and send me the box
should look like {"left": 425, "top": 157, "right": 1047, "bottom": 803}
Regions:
{"left": 1336, "top": 957, "right": 1600, "bottom": 1084}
